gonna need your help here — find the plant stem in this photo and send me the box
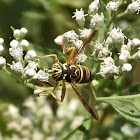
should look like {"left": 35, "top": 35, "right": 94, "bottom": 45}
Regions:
{"left": 117, "top": 10, "right": 127, "bottom": 18}
{"left": 2, "top": 67, "right": 22, "bottom": 83}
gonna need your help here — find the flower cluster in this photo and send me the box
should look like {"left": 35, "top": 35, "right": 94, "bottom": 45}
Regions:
{"left": 54, "top": 0, "right": 140, "bottom": 79}
{"left": 7, "top": 28, "right": 50, "bottom": 83}
{"left": 126, "top": 0, "right": 140, "bottom": 14}
{"left": 0, "top": 96, "right": 84, "bottom": 140}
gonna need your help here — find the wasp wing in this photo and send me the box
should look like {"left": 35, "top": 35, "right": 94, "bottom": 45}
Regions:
{"left": 70, "top": 82, "right": 99, "bottom": 120}
{"left": 70, "top": 30, "right": 98, "bottom": 64}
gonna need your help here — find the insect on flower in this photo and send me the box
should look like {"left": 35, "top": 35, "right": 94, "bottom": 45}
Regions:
{"left": 37, "top": 30, "right": 99, "bottom": 120}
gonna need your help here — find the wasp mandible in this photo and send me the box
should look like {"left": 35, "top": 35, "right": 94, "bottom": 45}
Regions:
{"left": 37, "top": 30, "right": 99, "bottom": 120}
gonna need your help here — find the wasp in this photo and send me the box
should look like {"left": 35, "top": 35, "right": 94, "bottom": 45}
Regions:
{"left": 38, "top": 30, "right": 99, "bottom": 120}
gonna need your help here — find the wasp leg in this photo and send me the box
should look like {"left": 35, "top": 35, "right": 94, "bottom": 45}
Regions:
{"left": 38, "top": 83, "right": 61, "bottom": 102}
{"left": 61, "top": 80, "right": 66, "bottom": 102}
{"left": 70, "top": 82, "right": 99, "bottom": 120}
{"left": 53, "top": 81, "right": 59, "bottom": 92}
{"left": 53, "top": 81, "right": 66, "bottom": 102}
{"left": 62, "top": 38, "right": 76, "bottom": 64}
{"left": 37, "top": 54, "right": 59, "bottom": 63}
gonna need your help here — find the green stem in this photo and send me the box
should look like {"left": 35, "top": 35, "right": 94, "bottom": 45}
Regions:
{"left": 2, "top": 67, "right": 22, "bottom": 83}
{"left": 96, "top": 94, "right": 140, "bottom": 102}
{"left": 106, "top": 12, "right": 116, "bottom": 29}
{"left": 117, "top": 10, "right": 127, "bottom": 18}
{"left": 104, "top": 12, "right": 116, "bottom": 39}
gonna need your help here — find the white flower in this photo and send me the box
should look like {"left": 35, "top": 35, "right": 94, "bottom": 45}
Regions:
{"left": 25, "top": 60, "right": 39, "bottom": 70}
{"left": 131, "top": 38, "right": 140, "bottom": 46}
{"left": 34, "top": 70, "right": 50, "bottom": 82}
{"left": 4, "top": 104, "right": 19, "bottom": 119}
{"left": 119, "top": 50, "right": 130, "bottom": 62}
{"left": 76, "top": 53, "right": 87, "bottom": 63}
{"left": 37, "top": 104, "right": 53, "bottom": 118}
{"left": 79, "top": 28, "right": 92, "bottom": 38}
{"left": 9, "top": 47, "right": 23, "bottom": 61}
{"left": 99, "top": 57, "right": 119, "bottom": 75}
{"left": 10, "top": 40, "right": 19, "bottom": 48}
{"left": 122, "top": 63, "right": 132, "bottom": 72}
{"left": 74, "top": 40, "right": 83, "bottom": 49}
{"left": 92, "top": 41, "right": 111, "bottom": 58}
{"left": 21, "top": 117, "right": 32, "bottom": 128}
{"left": 106, "top": 1, "right": 119, "bottom": 11}
{"left": 102, "top": 57, "right": 115, "bottom": 65}
{"left": 24, "top": 69, "right": 36, "bottom": 78}
{"left": 88, "top": 0, "right": 99, "bottom": 15}
{"left": 20, "top": 27, "right": 28, "bottom": 36}
{"left": 107, "top": 27, "right": 125, "bottom": 44}
{"left": 121, "top": 44, "right": 130, "bottom": 51}
{"left": 0, "top": 56, "right": 6, "bottom": 67}
{"left": 20, "top": 39, "right": 29, "bottom": 48}
{"left": 0, "top": 45, "right": 4, "bottom": 55}
{"left": 100, "top": 64, "right": 118, "bottom": 75}
{"left": 13, "top": 29, "right": 21, "bottom": 40}
{"left": 8, "top": 61, "right": 23, "bottom": 73}
{"left": 32, "top": 130, "right": 44, "bottom": 140}
{"left": 127, "top": 0, "right": 140, "bottom": 14}
{"left": 98, "top": 47, "right": 110, "bottom": 58}
{"left": 72, "top": 8, "right": 88, "bottom": 27}
{"left": 7, "top": 121, "right": 21, "bottom": 131}
{"left": 105, "top": 36, "right": 113, "bottom": 45}
{"left": 54, "top": 35, "right": 63, "bottom": 45}
{"left": 90, "top": 13, "right": 104, "bottom": 28}
{"left": 23, "top": 97, "right": 36, "bottom": 111}
{"left": 25, "top": 50, "right": 37, "bottom": 60}
{"left": 121, "top": 123, "right": 134, "bottom": 136}
{"left": 0, "top": 38, "right": 4, "bottom": 45}
{"left": 64, "top": 30, "right": 78, "bottom": 44}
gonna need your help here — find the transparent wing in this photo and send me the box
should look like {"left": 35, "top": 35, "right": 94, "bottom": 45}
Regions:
{"left": 70, "top": 82, "right": 99, "bottom": 120}
{"left": 70, "top": 30, "right": 98, "bottom": 64}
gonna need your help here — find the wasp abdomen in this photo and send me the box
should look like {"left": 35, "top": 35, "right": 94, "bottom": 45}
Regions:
{"left": 75, "top": 65, "right": 94, "bottom": 83}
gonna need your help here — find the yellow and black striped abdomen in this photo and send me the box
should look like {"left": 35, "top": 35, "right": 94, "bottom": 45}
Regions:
{"left": 74, "top": 65, "right": 94, "bottom": 84}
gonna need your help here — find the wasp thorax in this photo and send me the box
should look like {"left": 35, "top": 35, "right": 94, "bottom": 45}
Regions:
{"left": 48, "top": 63, "right": 63, "bottom": 81}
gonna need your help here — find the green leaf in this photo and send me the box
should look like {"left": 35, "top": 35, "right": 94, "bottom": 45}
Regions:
{"left": 96, "top": 94, "right": 140, "bottom": 125}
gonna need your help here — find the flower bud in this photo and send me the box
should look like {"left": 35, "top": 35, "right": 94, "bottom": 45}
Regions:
{"left": 0, "top": 56, "right": 6, "bottom": 67}
{"left": 13, "top": 29, "right": 21, "bottom": 40}
{"left": 10, "top": 40, "right": 19, "bottom": 48}
{"left": 20, "top": 28, "right": 28, "bottom": 38}
{"left": 72, "top": 8, "right": 88, "bottom": 28}
{"left": 25, "top": 50, "right": 37, "bottom": 60}
{"left": 0, "top": 38, "right": 4, "bottom": 45}
{"left": 24, "top": 69, "right": 36, "bottom": 78}
{"left": 54, "top": 35, "right": 63, "bottom": 45}
{"left": 20, "top": 39, "right": 29, "bottom": 49}
{"left": 122, "top": 63, "right": 132, "bottom": 72}
{"left": 88, "top": 0, "right": 99, "bottom": 15}
{"left": 131, "top": 38, "right": 140, "bottom": 46}
{"left": 8, "top": 61, "right": 23, "bottom": 73}
{"left": 106, "top": 1, "right": 119, "bottom": 11}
